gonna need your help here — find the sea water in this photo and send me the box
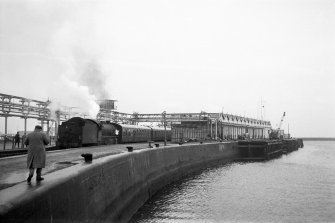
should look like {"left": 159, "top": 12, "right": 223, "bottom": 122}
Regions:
{"left": 130, "top": 141, "right": 335, "bottom": 223}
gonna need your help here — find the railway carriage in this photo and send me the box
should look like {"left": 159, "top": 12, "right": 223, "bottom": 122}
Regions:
{"left": 110, "top": 123, "right": 152, "bottom": 143}
{"left": 151, "top": 126, "right": 171, "bottom": 141}
{"left": 100, "top": 121, "right": 119, "bottom": 144}
{"left": 57, "top": 117, "right": 172, "bottom": 148}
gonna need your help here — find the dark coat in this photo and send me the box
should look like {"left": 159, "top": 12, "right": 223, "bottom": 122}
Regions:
{"left": 15, "top": 133, "right": 20, "bottom": 142}
{"left": 25, "top": 130, "right": 49, "bottom": 168}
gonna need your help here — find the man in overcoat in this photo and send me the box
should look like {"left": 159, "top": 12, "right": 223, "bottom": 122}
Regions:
{"left": 25, "top": 125, "right": 50, "bottom": 182}
{"left": 14, "top": 132, "right": 20, "bottom": 148}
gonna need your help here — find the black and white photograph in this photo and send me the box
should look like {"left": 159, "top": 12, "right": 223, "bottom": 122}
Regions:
{"left": 0, "top": 0, "right": 334, "bottom": 222}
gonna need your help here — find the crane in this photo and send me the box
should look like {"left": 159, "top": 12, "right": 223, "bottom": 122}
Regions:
{"left": 269, "top": 112, "right": 286, "bottom": 140}
{"left": 277, "top": 112, "right": 286, "bottom": 131}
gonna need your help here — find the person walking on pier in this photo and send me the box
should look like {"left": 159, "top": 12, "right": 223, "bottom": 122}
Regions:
{"left": 14, "top": 132, "right": 20, "bottom": 148}
{"left": 24, "top": 125, "right": 49, "bottom": 183}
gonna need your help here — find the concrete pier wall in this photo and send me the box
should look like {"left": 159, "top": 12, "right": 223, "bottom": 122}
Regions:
{"left": 0, "top": 142, "right": 238, "bottom": 223}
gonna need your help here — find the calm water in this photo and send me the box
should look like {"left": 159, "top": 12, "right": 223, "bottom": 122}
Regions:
{"left": 130, "top": 141, "right": 335, "bottom": 223}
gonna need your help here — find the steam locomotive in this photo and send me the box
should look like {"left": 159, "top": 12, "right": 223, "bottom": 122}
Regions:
{"left": 57, "top": 117, "right": 171, "bottom": 148}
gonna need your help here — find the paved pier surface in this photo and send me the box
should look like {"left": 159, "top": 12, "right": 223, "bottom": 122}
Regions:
{"left": 0, "top": 142, "right": 238, "bottom": 222}
{"left": 0, "top": 142, "right": 175, "bottom": 190}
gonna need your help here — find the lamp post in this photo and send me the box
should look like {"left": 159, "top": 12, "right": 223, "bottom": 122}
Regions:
{"left": 162, "top": 111, "right": 167, "bottom": 146}
{"left": 21, "top": 99, "right": 31, "bottom": 136}
{"left": 2, "top": 96, "right": 11, "bottom": 150}
{"left": 54, "top": 110, "right": 60, "bottom": 143}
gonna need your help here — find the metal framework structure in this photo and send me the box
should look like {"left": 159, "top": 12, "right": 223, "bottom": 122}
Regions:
{"left": 1, "top": 92, "right": 272, "bottom": 135}
{"left": 96, "top": 109, "right": 133, "bottom": 123}
{"left": 0, "top": 93, "right": 77, "bottom": 136}
{"left": 128, "top": 112, "right": 271, "bottom": 128}
{"left": 96, "top": 109, "right": 271, "bottom": 129}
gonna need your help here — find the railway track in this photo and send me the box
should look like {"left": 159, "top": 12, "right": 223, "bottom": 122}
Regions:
{"left": 0, "top": 146, "right": 58, "bottom": 158}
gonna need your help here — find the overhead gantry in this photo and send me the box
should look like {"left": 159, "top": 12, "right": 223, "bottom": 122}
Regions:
{"left": 0, "top": 93, "right": 76, "bottom": 139}
{"left": 1, "top": 92, "right": 272, "bottom": 143}
{"left": 97, "top": 111, "right": 272, "bottom": 140}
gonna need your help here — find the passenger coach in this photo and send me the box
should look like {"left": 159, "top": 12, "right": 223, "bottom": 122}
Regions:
{"left": 57, "top": 117, "right": 172, "bottom": 148}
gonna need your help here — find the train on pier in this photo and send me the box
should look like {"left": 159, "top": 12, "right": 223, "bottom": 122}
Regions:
{"left": 57, "top": 117, "right": 171, "bottom": 148}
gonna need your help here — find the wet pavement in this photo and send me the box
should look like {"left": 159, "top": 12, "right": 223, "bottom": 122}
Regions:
{"left": 0, "top": 142, "right": 174, "bottom": 190}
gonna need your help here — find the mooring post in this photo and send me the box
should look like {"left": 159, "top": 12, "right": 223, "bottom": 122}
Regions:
{"left": 162, "top": 111, "right": 167, "bottom": 146}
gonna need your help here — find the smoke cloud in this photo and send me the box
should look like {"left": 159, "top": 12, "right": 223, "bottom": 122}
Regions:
{"left": 45, "top": 2, "right": 112, "bottom": 119}
{"left": 49, "top": 76, "right": 100, "bottom": 118}
{"left": 75, "top": 57, "right": 110, "bottom": 100}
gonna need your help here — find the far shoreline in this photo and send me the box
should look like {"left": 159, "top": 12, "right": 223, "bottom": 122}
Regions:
{"left": 300, "top": 137, "right": 335, "bottom": 141}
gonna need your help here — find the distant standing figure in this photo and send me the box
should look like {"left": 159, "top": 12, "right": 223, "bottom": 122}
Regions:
{"left": 25, "top": 125, "right": 49, "bottom": 183}
{"left": 21, "top": 133, "right": 27, "bottom": 148}
{"left": 14, "top": 132, "right": 20, "bottom": 148}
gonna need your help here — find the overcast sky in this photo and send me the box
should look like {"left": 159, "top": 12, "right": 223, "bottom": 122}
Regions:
{"left": 0, "top": 0, "right": 334, "bottom": 137}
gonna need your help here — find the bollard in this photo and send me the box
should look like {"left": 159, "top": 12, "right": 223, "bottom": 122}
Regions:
{"left": 148, "top": 141, "right": 154, "bottom": 148}
{"left": 81, "top": 153, "right": 93, "bottom": 162}
{"left": 126, "top": 146, "right": 133, "bottom": 152}
{"left": 155, "top": 143, "right": 159, "bottom": 148}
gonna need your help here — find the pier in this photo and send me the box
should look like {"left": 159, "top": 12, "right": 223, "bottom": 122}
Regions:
{"left": 0, "top": 142, "right": 239, "bottom": 222}
{"left": 237, "top": 138, "right": 304, "bottom": 161}
{"left": 0, "top": 92, "right": 303, "bottom": 222}
{"left": 0, "top": 138, "right": 303, "bottom": 222}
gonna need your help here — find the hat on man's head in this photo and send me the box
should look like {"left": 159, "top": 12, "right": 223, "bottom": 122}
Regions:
{"left": 35, "top": 125, "right": 43, "bottom": 130}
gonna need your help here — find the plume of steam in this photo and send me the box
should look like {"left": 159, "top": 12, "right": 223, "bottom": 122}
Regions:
{"left": 77, "top": 59, "right": 110, "bottom": 100}
{"left": 47, "top": 57, "right": 110, "bottom": 119}
{"left": 48, "top": 76, "right": 100, "bottom": 119}
{"left": 48, "top": 100, "right": 62, "bottom": 121}
{"left": 45, "top": 2, "right": 112, "bottom": 119}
